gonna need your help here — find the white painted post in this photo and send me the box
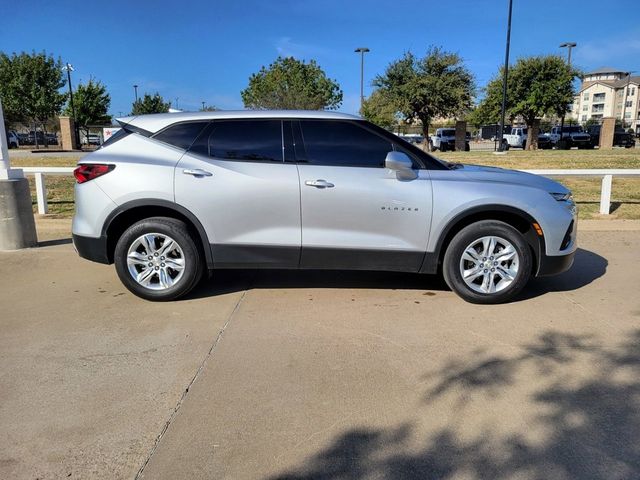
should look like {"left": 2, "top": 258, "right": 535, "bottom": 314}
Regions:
{"left": 34, "top": 173, "right": 48, "bottom": 214}
{"left": 599, "top": 174, "right": 613, "bottom": 215}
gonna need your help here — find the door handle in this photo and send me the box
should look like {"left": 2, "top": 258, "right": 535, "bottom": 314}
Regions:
{"left": 305, "top": 179, "right": 334, "bottom": 188}
{"left": 183, "top": 169, "right": 212, "bottom": 177}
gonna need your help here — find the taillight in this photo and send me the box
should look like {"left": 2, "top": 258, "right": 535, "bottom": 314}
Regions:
{"left": 74, "top": 164, "right": 115, "bottom": 184}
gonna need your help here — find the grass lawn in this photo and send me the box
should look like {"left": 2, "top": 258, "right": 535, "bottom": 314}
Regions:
{"left": 11, "top": 148, "right": 640, "bottom": 219}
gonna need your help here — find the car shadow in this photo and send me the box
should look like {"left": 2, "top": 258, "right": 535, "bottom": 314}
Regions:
{"left": 185, "top": 247, "right": 606, "bottom": 302}
{"left": 518, "top": 247, "right": 607, "bottom": 300}
{"left": 186, "top": 268, "right": 449, "bottom": 300}
{"left": 38, "top": 238, "right": 73, "bottom": 247}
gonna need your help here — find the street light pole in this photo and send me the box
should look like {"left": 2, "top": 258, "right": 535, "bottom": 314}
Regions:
{"left": 133, "top": 85, "right": 139, "bottom": 103}
{"left": 559, "top": 42, "right": 577, "bottom": 136}
{"left": 201, "top": 101, "right": 205, "bottom": 111}
{"left": 354, "top": 47, "right": 370, "bottom": 113}
{"left": 497, "top": 0, "right": 513, "bottom": 152}
{"left": 63, "top": 63, "right": 79, "bottom": 148}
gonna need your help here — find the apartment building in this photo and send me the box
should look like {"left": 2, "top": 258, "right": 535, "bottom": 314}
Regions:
{"left": 570, "top": 67, "right": 640, "bottom": 135}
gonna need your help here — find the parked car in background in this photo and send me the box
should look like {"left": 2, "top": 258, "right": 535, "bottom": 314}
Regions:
{"left": 6, "top": 130, "right": 20, "bottom": 148}
{"left": 72, "top": 110, "right": 576, "bottom": 304}
{"left": 45, "top": 133, "right": 58, "bottom": 145}
{"left": 429, "top": 128, "right": 470, "bottom": 152}
{"left": 585, "top": 125, "right": 636, "bottom": 149}
{"left": 549, "top": 126, "right": 592, "bottom": 149}
{"left": 504, "top": 127, "right": 552, "bottom": 150}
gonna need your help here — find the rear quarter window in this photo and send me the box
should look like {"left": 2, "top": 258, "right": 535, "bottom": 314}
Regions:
{"left": 153, "top": 121, "right": 210, "bottom": 150}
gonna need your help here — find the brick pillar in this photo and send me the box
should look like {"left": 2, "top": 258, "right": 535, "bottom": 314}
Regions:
{"left": 59, "top": 116, "right": 78, "bottom": 150}
{"left": 599, "top": 117, "right": 615, "bottom": 150}
{"left": 455, "top": 120, "right": 467, "bottom": 151}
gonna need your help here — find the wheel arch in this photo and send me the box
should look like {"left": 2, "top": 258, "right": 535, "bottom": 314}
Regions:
{"left": 421, "top": 205, "right": 544, "bottom": 275}
{"left": 102, "top": 199, "right": 213, "bottom": 268}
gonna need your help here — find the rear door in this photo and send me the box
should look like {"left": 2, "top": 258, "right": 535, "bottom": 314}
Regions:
{"left": 293, "top": 120, "right": 432, "bottom": 272}
{"left": 175, "top": 119, "right": 301, "bottom": 268}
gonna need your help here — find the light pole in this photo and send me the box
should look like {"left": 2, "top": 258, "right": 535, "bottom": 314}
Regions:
{"left": 559, "top": 42, "right": 576, "bottom": 66}
{"left": 497, "top": 0, "right": 513, "bottom": 152}
{"left": 133, "top": 84, "right": 139, "bottom": 103}
{"left": 62, "top": 63, "right": 79, "bottom": 148}
{"left": 559, "top": 42, "right": 577, "bottom": 135}
{"left": 201, "top": 101, "right": 205, "bottom": 111}
{"left": 354, "top": 47, "right": 370, "bottom": 113}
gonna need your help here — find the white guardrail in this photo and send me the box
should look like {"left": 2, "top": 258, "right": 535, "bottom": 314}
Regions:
{"left": 20, "top": 167, "right": 640, "bottom": 216}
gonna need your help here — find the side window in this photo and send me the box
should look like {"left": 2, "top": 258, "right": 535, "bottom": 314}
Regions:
{"left": 153, "top": 122, "right": 209, "bottom": 150}
{"left": 300, "top": 120, "right": 393, "bottom": 168}
{"left": 189, "top": 120, "right": 283, "bottom": 162}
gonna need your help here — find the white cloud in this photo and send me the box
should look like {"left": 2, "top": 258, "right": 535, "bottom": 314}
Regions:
{"left": 274, "top": 37, "right": 328, "bottom": 60}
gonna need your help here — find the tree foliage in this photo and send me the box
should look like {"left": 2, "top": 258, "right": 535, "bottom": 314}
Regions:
{"left": 63, "top": 78, "right": 111, "bottom": 138}
{"left": 0, "top": 51, "right": 67, "bottom": 125}
{"left": 199, "top": 105, "right": 218, "bottom": 112}
{"left": 241, "top": 56, "right": 343, "bottom": 110}
{"left": 131, "top": 92, "right": 171, "bottom": 115}
{"left": 373, "top": 47, "right": 475, "bottom": 137}
{"left": 361, "top": 90, "right": 398, "bottom": 129}
{"left": 476, "top": 55, "right": 579, "bottom": 149}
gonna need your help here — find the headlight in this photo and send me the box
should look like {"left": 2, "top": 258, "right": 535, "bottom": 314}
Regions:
{"left": 550, "top": 192, "right": 573, "bottom": 202}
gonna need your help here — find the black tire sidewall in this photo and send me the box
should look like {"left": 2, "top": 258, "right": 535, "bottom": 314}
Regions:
{"left": 114, "top": 217, "right": 203, "bottom": 301}
{"left": 443, "top": 221, "right": 532, "bottom": 304}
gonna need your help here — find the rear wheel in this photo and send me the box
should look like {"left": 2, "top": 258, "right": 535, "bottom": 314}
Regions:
{"left": 443, "top": 220, "right": 532, "bottom": 304}
{"left": 114, "top": 217, "right": 203, "bottom": 301}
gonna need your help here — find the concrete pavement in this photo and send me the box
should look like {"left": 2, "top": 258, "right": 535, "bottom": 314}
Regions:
{"left": 1, "top": 219, "right": 639, "bottom": 479}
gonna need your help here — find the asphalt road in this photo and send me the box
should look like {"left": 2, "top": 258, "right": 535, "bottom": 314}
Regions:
{"left": 1, "top": 222, "right": 639, "bottom": 479}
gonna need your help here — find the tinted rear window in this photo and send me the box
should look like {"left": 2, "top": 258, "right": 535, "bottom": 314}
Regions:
{"left": 300, "top": 120, "right": 392, "bottom": 167}
{"left": 192, "top": 120, "right": 283, "bottom": 162}
{"left": 154, "top": 121, "right": 209, "bottom": 150}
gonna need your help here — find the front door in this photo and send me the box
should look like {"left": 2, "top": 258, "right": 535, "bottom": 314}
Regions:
{"left": 294, "top": 120, "right": 432, "bottom": 272}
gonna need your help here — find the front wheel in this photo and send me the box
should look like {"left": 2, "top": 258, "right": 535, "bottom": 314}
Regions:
{"left": 443, "top": 220, "right": 533, "bottom": 304}
{"left": 114, "top": 217, "right": 204, "bottom": 301}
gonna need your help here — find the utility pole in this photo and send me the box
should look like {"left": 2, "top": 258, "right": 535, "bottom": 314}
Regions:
{"left": 133, "top": 85, "right": 139, "bottom": 103}
{"left": 201, "top": 101, "right": 205, "bottom": 111}
{"left": 497, "top": 0, "right": 513, "bottom": 152}
{"left": 354, "top": 47, "right": 370, "bottom": 113}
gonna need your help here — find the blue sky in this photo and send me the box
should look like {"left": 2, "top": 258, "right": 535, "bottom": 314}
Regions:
{"left": 2, "top": 0, "right": 639, "bottom": 117}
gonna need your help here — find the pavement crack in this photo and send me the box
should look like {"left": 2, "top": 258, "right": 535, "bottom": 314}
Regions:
{"left": 134, "top": 290, "right": 248, "bottom": 479}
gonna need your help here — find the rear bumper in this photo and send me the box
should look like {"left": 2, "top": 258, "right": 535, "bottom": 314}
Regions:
{"left": 72, "top": 234, "right": 110, "bottom": 264}
{"left": 537, "top": 250, "right": 575, "bottom": 276}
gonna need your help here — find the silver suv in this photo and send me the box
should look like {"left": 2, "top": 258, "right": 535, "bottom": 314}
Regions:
{"left": 72, "top": 111, "right": 577, "bottom": 303}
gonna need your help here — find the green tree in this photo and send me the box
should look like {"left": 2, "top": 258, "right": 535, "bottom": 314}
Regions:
{"left": 476, "top": 56, "right": 578, "bottom": 149}
{"left": 131, "top": 92, "right": 171, "bottom": 115}
{"left": 0, "top": 51, "right": 67, "bottom": 138}
{"left": 241, "top": 56, "right": 343, "bottom": 110}
{"left": 361, "top": 89, "right": 398, "bottom": 129}
{"left": 373, "top": 47, "right": 475, "bottom": 141}
{"left": 63, "top": 78, "right": 111, "bottom": 142}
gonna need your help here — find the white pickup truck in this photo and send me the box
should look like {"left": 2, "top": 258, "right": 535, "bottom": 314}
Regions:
{"left": 503, "top": 127, "right": 552, "bottom": 150}
{"left": 428, "top": 128, "right": 470, "bottom": 152}
{"left": 549, "top": 126, "right": 593, "bottom": 149}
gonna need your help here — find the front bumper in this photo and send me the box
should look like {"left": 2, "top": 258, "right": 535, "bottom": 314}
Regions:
{"left": 537, "top": 250, "right": 575, "bottom": 276}
{"left": 72, "top": 233, "right": 111, "bottom": 264}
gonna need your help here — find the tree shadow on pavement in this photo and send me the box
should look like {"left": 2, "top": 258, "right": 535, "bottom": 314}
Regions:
{"left": 268, "top": 330, "right": 640, "bottom": 480}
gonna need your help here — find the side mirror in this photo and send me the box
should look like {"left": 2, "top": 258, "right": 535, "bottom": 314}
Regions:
{"left": 436, "top": 133, "right": 441, "bottom": 137}
{"left": 385, "top": 151, "right": 417, "bottom": 180}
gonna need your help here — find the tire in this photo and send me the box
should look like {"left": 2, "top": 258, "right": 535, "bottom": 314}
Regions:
{"left": 442, "top": 220, "right": 533, "bottom": 304}
{"left": 114, "top": 217, "right": 204, "bottom": 301}
{"left": 428, "top": 140, "right": 437, "bottom": 152}
{"left": 9, "top": 142, "right": 17, "bottom": 149}
{"left": 522, "top": 140, "right": 526, "bottom": 150}
{"left": 465, "top": 142, "right": 470, "bottom": 152}
{"left": 440, "top": 143, "right": 447, "bottom": 152}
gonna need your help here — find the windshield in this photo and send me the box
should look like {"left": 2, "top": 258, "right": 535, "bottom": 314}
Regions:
{"left": 564, "top": 126, "right": 584, "bottom": 133}
{"left": 441, "top": 129, "right": 455, "bottom": 137}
